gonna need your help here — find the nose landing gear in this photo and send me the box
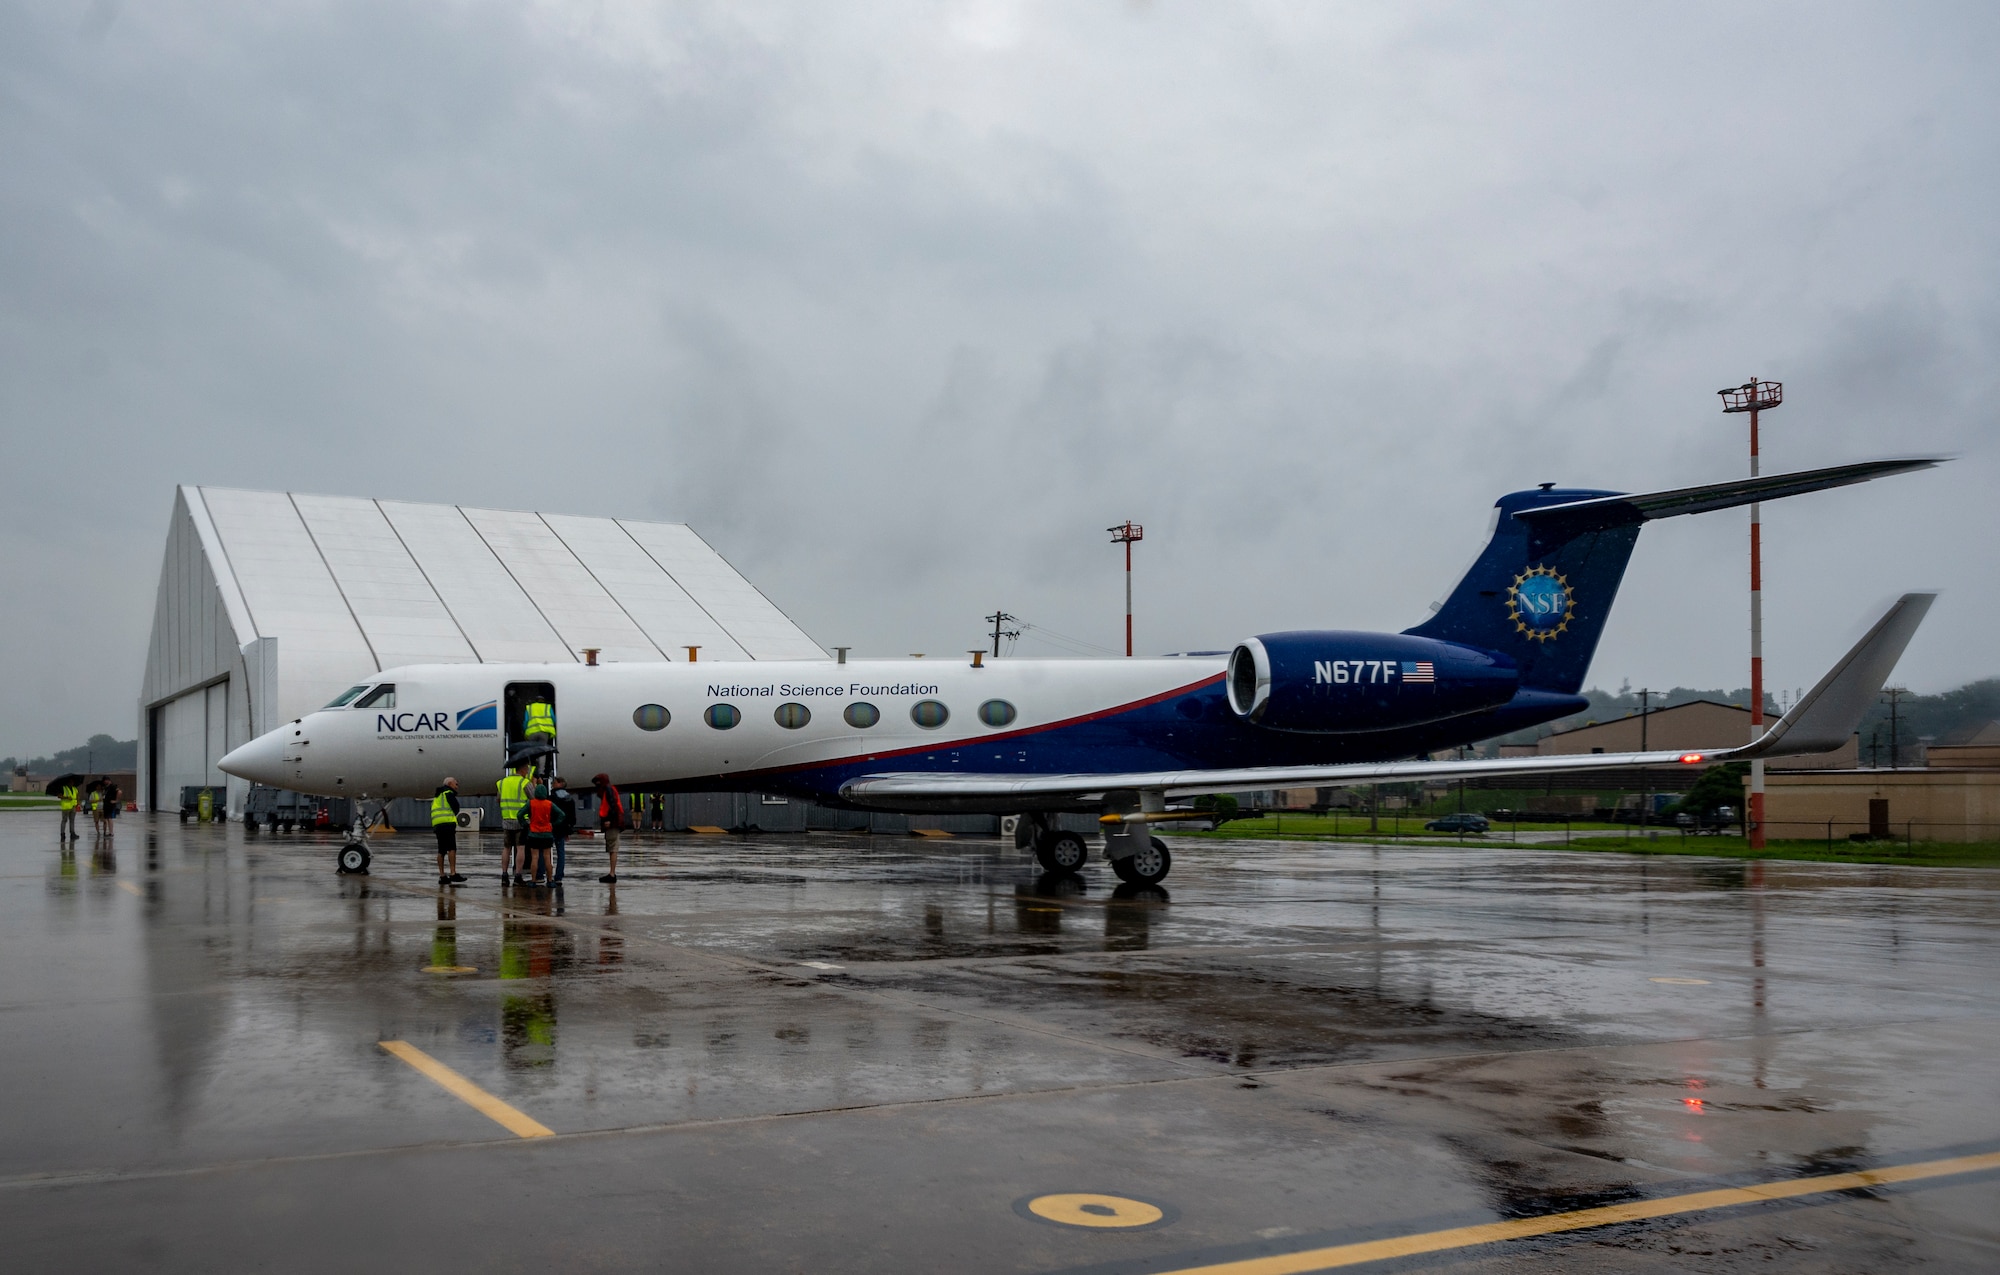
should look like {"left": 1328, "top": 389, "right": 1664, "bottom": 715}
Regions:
{"left": 335, "top": 799, "right": 384, "bottom": 874}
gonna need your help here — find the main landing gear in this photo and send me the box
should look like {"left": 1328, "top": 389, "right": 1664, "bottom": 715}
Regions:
{"left": 1113, "top": 837, "right": 1172, "bottom": 887}
{"left": 1026, "top": 818, "right": 1173, "bottom": 886}
{"left": 1034, "top": 831, "right": 1089, "bottom": 874}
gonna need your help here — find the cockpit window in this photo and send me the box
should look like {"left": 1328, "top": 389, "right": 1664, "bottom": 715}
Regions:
{"left": 325, "top": 685, "right": 371, "bottom": 708}
{"left": 354, "top": 684, "right": 397, "bottom": 709}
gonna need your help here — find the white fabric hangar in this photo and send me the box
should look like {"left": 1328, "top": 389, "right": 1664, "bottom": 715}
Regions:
{"left": 138, "top": 486, "right": 824, "bottom": 812}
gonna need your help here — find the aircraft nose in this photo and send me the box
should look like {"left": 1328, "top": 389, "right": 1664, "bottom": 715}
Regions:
{"left": 218, "top": 729, "right": 288, "bottom": 786}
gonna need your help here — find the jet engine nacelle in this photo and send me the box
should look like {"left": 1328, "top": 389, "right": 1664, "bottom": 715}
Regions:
{"left": 1226, "top": 632, "right": 1519, "bottom": 733}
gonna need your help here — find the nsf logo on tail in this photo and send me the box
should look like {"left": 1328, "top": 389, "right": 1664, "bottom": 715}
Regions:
{"left": 1506, "top": 566, "right": 1574, "bottom": 642}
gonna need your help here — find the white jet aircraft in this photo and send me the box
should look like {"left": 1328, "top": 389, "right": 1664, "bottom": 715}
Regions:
{"left": 221, "top": 459, "right": 1939, "bottom": 884}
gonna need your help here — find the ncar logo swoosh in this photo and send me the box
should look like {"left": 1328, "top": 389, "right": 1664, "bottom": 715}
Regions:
{"left": 455, "top": 701, "right": 498, "bottom": 731}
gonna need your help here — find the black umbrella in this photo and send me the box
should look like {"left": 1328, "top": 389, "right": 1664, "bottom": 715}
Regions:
{"left": 42, "top": 772, "right": 85, "bottom": 796}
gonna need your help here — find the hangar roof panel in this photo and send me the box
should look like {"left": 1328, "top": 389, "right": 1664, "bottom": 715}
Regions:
{"left": 540, "top": 513, "right": 750, "bottom": 661}
{"left": 289, "top": 494, "right": 478, "bottom": 668}
{"left": 374, "top": 499, "right": 574, "bottom": 663}
{"left": 457, "top": 507, "right": 663, "bottom": 663}
{"left": 160, "top": 486, "right": 822, "bottom": 718}
{"left": 617, "top": 520, "right": 826, "bottom": 661}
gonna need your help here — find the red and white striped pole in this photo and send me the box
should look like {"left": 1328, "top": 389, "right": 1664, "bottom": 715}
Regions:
{"left": 1720, "top": 378, "right": 1781, "bottom": 850}
{"left": 1748, "top": 395, "right": 1765, "bottom": 851}
{"left": 1109, "top": 521, "right": 1143, "bottom": 657}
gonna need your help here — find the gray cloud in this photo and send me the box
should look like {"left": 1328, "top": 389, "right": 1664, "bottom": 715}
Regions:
{"left": 2, "top": 0, "right": 1995, "bottom": 753}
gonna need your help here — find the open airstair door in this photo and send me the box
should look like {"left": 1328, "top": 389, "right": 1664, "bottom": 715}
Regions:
{"left": 504, "top": 681, "right": 557, "bottom": 773}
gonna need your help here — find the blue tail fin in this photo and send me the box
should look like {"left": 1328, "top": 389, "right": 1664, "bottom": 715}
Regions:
{"left": 1405, "top": 487, "right": 1639, "bottom": 694}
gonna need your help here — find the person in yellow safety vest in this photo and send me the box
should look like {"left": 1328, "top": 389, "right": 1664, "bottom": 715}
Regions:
{"left": 58, "top": 781, "right": 80, "bottom": 842}
{"left": 498, "top": 763, "right": 535, "bottom": 886}
{"left": 431, "top": 777, "right": 465, "bottom": 887}
{"left": 523, "top": 698, "right": 556, "bottom": 745}
{"left": 86, "top": 781, "right": 104, "bottom": 836}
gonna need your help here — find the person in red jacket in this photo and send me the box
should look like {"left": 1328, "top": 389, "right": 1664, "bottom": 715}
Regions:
{"left": 593, "top": 773, "right": 626, "bottom": 884}
{"left": 523, "top": 784, "right": 557, "bottom": 887}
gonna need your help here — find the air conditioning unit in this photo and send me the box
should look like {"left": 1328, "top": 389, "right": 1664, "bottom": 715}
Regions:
{"left": 456, "top": 807, "right": 485, "bottom": 833}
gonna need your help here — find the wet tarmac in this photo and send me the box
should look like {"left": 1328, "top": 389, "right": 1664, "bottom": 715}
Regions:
{"left": 2, "top": 813, "right": 1996, "bottom": 1272}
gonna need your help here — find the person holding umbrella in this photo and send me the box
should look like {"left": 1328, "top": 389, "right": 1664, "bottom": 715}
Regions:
{"left": 53, "top": 774, "right": 82, "bottom": 841}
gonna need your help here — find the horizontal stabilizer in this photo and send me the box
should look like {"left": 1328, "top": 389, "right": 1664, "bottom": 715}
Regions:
{"left": 1515, "top": 458, "right": 1943, "bottom": 533}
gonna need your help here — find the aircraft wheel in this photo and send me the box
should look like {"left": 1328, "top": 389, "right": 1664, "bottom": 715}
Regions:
{"left": 336, "top": 843, "right": 371, "bottom": 875}
{"left": 1113, "top": 837, "right": 1172, "bottom": 886}
{"left": 1035, "top": 831, "right": 1088, "bottom": 875}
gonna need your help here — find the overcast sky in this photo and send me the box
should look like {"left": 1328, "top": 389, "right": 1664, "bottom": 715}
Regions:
{"left": 3, "top": 1, "right": 1995, "bottom": 756}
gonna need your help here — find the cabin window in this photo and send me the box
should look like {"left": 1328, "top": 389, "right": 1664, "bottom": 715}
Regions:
{"left": 325, "top": 685, "right": 370, "bottom": 708}
{"left": 355, "top": 684, "right": 396, "bottom": 709}
{"left": 704, "top": 703, "right": 740, "bottom": 730}
{"left": 844, "top": 702, "right": 880, "bottom": 728}
{"left": 633, "top": 704, "right": 670, "bottom": 731}
{"left": 910, "top": 700, "right": 949, "bottom": 729}
{"left": 774, "top": 702, "right": 811, "bottom": 729}
{"left": 977, "top": 699, "right": 1017, "bottom": 728}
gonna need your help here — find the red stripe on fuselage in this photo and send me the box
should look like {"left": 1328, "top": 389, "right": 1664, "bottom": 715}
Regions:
{"left": 734, "top": 671, "right": 1226, "bottom": 783}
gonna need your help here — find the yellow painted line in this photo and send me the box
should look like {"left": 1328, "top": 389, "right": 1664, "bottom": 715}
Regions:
{"left": 1147, "top": 1150, "right": 2000, "bottom": 1275}
{"left": 377, "top": 1041, "right": 554, "bottom": 1139}
{"left": 117, "top": 880, "right": 142, "bottom": 896}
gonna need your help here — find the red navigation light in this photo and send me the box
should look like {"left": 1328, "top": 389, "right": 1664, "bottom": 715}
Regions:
{"left": 1679, "top": 752, "right": 1705, "bottom": 764}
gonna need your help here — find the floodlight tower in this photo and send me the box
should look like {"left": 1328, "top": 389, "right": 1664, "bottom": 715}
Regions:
{"left": 1108, "top": 520, "right": 1144, "bottom": 657}
{"left": 1718, "top": 377, "right": 1783, "bottom": 849}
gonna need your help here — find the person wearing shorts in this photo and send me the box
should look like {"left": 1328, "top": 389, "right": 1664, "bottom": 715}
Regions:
{"left": 431, "top": 778, "right": 465, "bottom": 886}
{"left": 498, "top": 763, "right": 533, "bottom": 885}
{"left": 593, "top": 773, "right": 626, "bottom": 884}
{"left": 100, "top": 781, "right": 120, "bottom": 838}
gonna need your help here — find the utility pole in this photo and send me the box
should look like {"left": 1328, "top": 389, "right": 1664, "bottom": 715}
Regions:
{"left": 984, "top": 610, "right": 1020, "bottom": 659}
{"left": 1108, "top": 521, "right": 1143, "bottom": 657}
{"left": 1638, "top": 688, "right": 1652, "bottom": 830}
{"left": 1719, "top": 378, "right": 1783, "bottom": 850}
{"left": 1884, "top": 687, "right": 1907, "bottom": 769}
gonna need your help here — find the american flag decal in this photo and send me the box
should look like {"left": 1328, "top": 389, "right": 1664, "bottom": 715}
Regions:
{"left": 1401, "top": 661, "right": 1435, "bottom": 683}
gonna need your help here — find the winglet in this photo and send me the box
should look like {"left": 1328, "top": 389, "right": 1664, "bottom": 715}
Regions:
{"left": 1729, "top": 593, "right": 1935, "bottom": 760}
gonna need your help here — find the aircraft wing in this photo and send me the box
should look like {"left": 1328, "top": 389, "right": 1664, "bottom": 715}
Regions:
{"left": 839, "top": 593, "right": 1934, "bottom": 810}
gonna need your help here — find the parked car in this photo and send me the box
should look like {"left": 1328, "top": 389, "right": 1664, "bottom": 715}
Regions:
{"left": 1424, "top": 812, "right": 1490, "bottom": 834}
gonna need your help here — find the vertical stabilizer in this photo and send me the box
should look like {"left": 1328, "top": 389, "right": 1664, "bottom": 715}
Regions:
{"left": 1405, "top": 487, "right": 1639, "bottom": 694}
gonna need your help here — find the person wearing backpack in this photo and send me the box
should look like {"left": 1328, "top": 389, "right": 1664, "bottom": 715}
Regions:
{"left": 549, "top": 777, "right": 578, "bottom": 884}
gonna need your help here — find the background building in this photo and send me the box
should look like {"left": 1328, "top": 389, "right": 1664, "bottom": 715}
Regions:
{"left": 138, "top": 486, "right": 825, "bottom": 813}
{"left": 1763, "top": 721, "right": 2000, "bottom": 843}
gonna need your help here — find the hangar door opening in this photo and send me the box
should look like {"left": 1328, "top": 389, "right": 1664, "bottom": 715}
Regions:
{"left": 151, "top": 681, "right": 231, "bottom": 807}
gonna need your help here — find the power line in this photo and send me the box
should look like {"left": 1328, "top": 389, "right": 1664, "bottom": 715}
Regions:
{"left": 1010, "top": 617, "right": 1121, "bottom": 657}
{"left": 984, "top": 610, "right": 1020, "bottom": 658}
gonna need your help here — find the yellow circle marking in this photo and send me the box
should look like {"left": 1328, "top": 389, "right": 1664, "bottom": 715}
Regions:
{"left": 1650, "top": 976, "right": 1710, "bottom": 985}
{"left": 423, "top": 965, "right": 478, "bottom": 975}
{"left": 1026, "top": 1194, "right": 1164, "bottom": 1229}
